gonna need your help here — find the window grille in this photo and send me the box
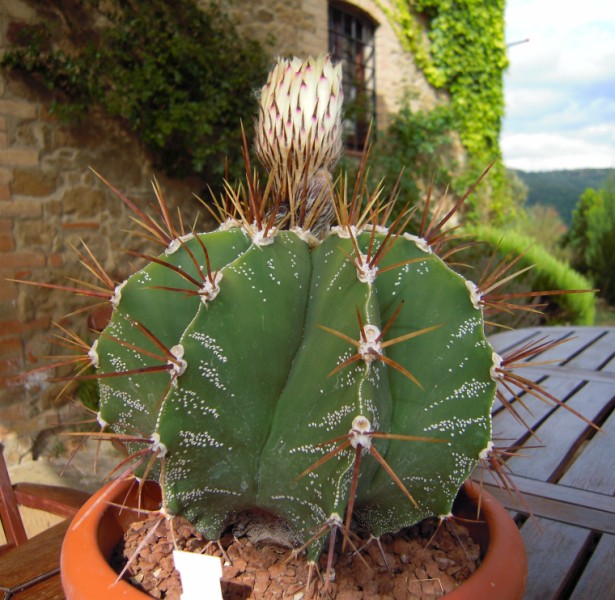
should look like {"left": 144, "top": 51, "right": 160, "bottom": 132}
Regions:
{"left": 328, "top": 3, "right": 376, "bottom": 152}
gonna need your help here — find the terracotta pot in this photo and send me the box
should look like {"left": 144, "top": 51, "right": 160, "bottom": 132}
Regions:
{"left": 61, "top": 478, "right": 527, "bottom": 599}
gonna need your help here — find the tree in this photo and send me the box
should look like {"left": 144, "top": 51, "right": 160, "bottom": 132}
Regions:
{"left": 565, "top": 178, "right": 615, "bottom": 302}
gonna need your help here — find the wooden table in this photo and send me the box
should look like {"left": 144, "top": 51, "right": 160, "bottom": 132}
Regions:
{"left": 484, "top": 326, "right": 615, "bottom": 600}
{"left": 0, "top": 519, "right": 67, "bottom": 599}
{"left": 1, "top": 326, "right": 613, "bottom": 599}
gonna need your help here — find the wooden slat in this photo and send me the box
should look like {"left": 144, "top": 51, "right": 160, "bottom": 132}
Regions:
{"left": 521, "top": 518, "right": 591, "bottom": 600}
{"left": 565, "top": 329, "right": 615, "bottom": 370}
{"left": 505, "top": 381, "right": 613, "bottom": 482}
{"left": 559, "top": 408, "right": 615, "bottom": 495}
{"left": 14, "top": 483, "right": 90, "bottom": 518}
{"left": 569, "top": 533, "right": 615, "bottom": 600}
{"left": 488, "top": 328, "right": 542, "bottom": 354}
{"left": 601, "top": 354, "right": 615, "bottom": 373}
{"left": 0, "top": 519, "right": 68, "bottom": 592}
{"left": 480, "top": 481, "right": 615, "bottom": 534}
{"left": 486, "top": 327, "right": 615, "bottom": 599}
{"left": 491, "top": 376, "right": 582, "bottom": 445}
{"left": 516, "top": 364, "right": 615, "bottom": 384}
{"left": 524, "top": 329, "right": 601, "bottom": 365}
{"left": 480, "top": 475, "right": 615, "bottom": 515}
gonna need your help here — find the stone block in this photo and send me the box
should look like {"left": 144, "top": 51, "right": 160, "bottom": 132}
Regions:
{"left": 0, "top": 99, "right": 37, "bottom": 120}
{"left": 14, "top": 219, "right": 55, "bottom": 249}
{"left": 0, "top": 233, "right": 14, "bottom": 252}
{"left": 0, "top": 251, "right": 45, "bottom": 269}
{"left": 2, "top": 200, "right": 42, "bottom": 218}
{"left": 1, "top": 0, "right": 36, "bottom": 21}
{"left": 61, "top": 186, "right": 106, "bottom": 216}
{"left": 11, "top": 168, "right": 58, "bottom": 197}
{"left": 0, "top": 147, "right": 39, "bottom": 167}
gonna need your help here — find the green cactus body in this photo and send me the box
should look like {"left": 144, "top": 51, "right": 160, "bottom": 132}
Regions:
{"left": 95, "top": 223, "right": 496, "bottom": 557}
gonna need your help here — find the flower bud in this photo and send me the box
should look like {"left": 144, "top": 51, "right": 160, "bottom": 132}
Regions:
{"left": 255, "top": 54, "right": 343, "bottom": 198}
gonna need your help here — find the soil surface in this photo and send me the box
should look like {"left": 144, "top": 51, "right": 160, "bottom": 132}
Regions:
{"left": 111, "top": 514, "right": 481, "bottom": 599}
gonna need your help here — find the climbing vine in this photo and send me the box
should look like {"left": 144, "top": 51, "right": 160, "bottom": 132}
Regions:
{"left": 1, "top": 0, "right": 269, "bottom": 184}
{"left": 380, "top": 0, "right": 510, "bottom": 219}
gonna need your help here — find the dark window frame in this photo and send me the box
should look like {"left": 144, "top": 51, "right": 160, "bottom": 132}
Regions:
{"left": 328, "top": 2, "right": 377, "bottom": 152}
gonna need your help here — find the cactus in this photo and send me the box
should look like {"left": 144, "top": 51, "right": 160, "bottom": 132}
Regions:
{"left": 85, "top": 55, "right": 499, "bottom": 561}
{"left": 18, "top": 55, "right": 592, "bottom": 568}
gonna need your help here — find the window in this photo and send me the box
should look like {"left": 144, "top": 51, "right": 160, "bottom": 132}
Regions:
{"left": 328, "top": 2, "right": 376, "bottom": 152}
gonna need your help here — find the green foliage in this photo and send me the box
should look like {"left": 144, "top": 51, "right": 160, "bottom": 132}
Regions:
{"left": 379, "top": 0, "right": 510, "bottom": 218}
{"left": 337, "top": 101, "right": 458, "bottom": 221}
{"left": 514, "top": 168, "right": 615, "bottom": 226}
{"left": 564, "top": 180, "right": 615, "bottom": 303}
{"left": 1, "top": 0, "right": 269, "bottom": 182}
{"left": 468, "top": 225, "right": 596, "bottom": 326}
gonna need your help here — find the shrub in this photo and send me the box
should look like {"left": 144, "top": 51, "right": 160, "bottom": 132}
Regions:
{"left": 1, "top": 0, "right": 269, "bottom": 184}
{"left": 465, "top": 225, "right": 595, "bottom": 326}
{"left": 337, "top": 101, "right": 459, "bottom": 226}
{"left": 564, "top": 180, "right": 615, "bottom": 303}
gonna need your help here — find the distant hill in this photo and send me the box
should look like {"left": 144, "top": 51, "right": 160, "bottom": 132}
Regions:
{"left": 513, "top": 168, "right": 615, "bottom": 226}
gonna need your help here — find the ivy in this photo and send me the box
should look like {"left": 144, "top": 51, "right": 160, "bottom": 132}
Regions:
{"left": 379, "top": 0, "right": 510, "bottom": 220}
{"left": 1, "top": 0, "right": 269, "bottom": 184}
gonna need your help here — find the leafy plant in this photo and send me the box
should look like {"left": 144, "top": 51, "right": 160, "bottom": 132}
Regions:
{"left": 467, "top": 225, "right": 595, "bottom": 326}
{"left": 1, "top": 0, "right": 268, "bottom": 183}
{"left": 378, "top": 0, "right": 511, "bottom": 219}
{"left": 338, "top": 101, "right": 458, "bottom": 224}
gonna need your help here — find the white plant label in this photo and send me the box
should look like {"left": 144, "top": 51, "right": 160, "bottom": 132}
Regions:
{"left": 173, "top": 550, "right": 223, "bottom": 600}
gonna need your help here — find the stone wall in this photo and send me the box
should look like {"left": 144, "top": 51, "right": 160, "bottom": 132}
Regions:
{"left": 0, "top": 0, "right": 206, "bottom": 462}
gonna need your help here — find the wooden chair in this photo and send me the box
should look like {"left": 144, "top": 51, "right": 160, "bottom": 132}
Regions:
{"left": 0, "top": 443, "right": 90, "bottom": 556}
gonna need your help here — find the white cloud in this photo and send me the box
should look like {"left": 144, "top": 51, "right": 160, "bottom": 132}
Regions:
{"left": 502, "top": 132, "right": 615, "bottom": 171}
{"left": 502, "top": 0, "right": 615, "bottom": 170}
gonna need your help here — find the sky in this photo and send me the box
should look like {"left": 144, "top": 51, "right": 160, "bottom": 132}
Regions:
{"left": 501, "top": 0, "right": 615, "bottom": 171}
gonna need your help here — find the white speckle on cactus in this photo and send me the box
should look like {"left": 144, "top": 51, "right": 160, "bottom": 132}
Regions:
{"left": 465, "top": 280, "right": 481, "bottom": 309}
{"left": 199, "top": 270, "right": 223, "bottom": 304}
{"left": 479, "top": 441, "right": 495, "bottom": 460}
{"left": 88, "top": 339, "right": 99, "bottom": 368}
{"left": 356, "top": 253, "right": 378, "bottom": 283}
{"left": 403, "top": 233, "right": 432, "bottom": 254}
{"left": 425, "top": 378, "right": 493, "bottom": 410}
{"left": 190, "top": 333, "right": 228, "bottom": 364}
{"left": 424, "top": 415, "right": 489, "bottom": 435}
{"left": 169, "top": 344, "right": 187, "bottom": 382}
{"left": 359, "top": 325, "right": 382, "bottom": 362}
{"left": 150, "top": 432, "right": 168, "bottom": 457}
{"left": 307, "top": 404, "right": 355, "bottom": 431}
{"left": 179, "top": 429, "right": 225, "bottom": 450}
{"left": 111, "top": 280, "right": 127, "bottom": 308}
{"left": 165, "top": 233, "right": 195, "bottom": 255}
{"left": 349, "top": 415, "right": 372, "bottom": 449}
